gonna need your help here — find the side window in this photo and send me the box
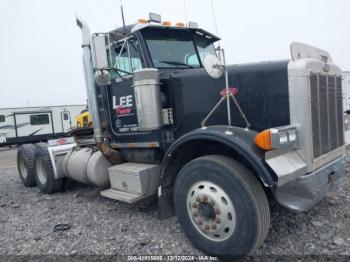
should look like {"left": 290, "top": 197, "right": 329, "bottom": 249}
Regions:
{"left": 63, "top": 113, "right": 69, "bottom": 121}
{"left": 129, "top": 38, "right": 143, "bottom": 71}
{"left": 193, "top": 34, "right": 217, "bottom": 65}
{"left": 30, "top": 114, "right": 49, "bottom": 125}
{"left": 186, "top": 54, "right": 200, "bottom": 66}
{"left": 196, "top": 44, "right": 216, "bottom": 63}
{"left": 0, "top": 115, "right": 4, "bottom": 123}
{"left": 111, "top": 37, "right": 143, "bottom": 77}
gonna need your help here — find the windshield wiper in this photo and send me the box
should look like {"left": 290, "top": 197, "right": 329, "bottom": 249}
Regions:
{"left": 159, "top": 60, "right": 195, "bottom": 68}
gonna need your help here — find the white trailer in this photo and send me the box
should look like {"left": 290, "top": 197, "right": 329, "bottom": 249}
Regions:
{"left": 343, "top": 72, "right": 350, "bottom": 146}
{"left": 0, "top": 105, "right": 86, "bottom": 147}
{"left": 343, "top": 71, "right": 350, "bottom": 112}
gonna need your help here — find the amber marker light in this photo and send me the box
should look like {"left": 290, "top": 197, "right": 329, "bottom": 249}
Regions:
{"left": 254, "top": 129, "right": 272, "bottom": 151}
{"left": 176, "top": 22, "right": 185, "bottom": 27}
{"left": 162, "top": 21, "right": 171, "bottom": 26}
{"left": 137, "top": 18, "right": 148, "bottom": 24}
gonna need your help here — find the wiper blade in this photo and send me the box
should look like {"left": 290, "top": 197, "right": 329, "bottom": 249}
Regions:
{"left": 159, "top": 60, "right": 195, "bottom": 68}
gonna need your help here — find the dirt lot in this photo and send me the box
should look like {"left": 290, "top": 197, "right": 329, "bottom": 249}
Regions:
{"left": 0, "top": 147, "right": 349, "bottom": 260}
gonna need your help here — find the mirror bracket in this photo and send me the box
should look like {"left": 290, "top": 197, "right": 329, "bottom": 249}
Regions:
{"left": 202, "top": 48, "right": 251, "bottom": 130}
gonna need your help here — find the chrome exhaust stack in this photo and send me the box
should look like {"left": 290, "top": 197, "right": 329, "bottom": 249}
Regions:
{"left": 76, "top": 15, "right": 123, "bottom": 165}
{"left": 76, "top": 15, "right": 103, "bottom": 143}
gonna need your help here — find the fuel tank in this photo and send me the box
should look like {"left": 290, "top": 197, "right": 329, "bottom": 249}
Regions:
{"left": 63, "top": 147, "right": 112, "bottom": 187}
{"left": 133, "top": 68, "right": 162, "bottom": 131}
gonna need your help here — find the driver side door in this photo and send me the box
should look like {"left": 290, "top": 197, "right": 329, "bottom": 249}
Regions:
{"left": 108, "top": 36, "right": 145, "bottom": 135}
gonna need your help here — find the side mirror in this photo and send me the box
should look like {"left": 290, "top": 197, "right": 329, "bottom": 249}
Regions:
{"left": 94, "top": 70, "right": 111, "bottom": 86}
{"left": 203, "top": 54, "right": 223, "bottom": 79}
{"left": 91, "top": 34, "right": 111, "bottom": 86}
{"left": 91, "top": 34, "right": 109, "bottom": 70}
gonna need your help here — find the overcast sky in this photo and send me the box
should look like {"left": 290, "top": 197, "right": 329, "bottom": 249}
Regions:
{"left": 0, "top": 0, "right": 349, "bottom": 108}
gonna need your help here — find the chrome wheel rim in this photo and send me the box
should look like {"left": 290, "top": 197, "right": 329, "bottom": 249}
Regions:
{"left": 187, "top": 181, "right": 236, "bottom": 241}
{"left": 36, "top": 157, "right": 47, "bottom": 185}
{"left": 19, "top": 156, "right": 28, "bottom": 179}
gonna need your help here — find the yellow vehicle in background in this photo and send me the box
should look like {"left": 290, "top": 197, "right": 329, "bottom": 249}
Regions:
{"left": 75, "top": 108, "right": 93, "bottom": 128}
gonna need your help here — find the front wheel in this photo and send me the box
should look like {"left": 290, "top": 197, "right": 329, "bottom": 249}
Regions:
{"left": 174, "top": 155, "right": 270, "bottom": 260}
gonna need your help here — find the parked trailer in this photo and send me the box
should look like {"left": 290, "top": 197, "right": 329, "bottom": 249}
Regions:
{"left": 0, "top": 105, "right": 86, "bottom": 147}
{"left": 16, "top": 13, "right": 347, "bottom": 260}
{"left": 343, "top": 71, "right": 350, "bottom": 111}
{"left": 343, "top": 72, "right": 350, "bottom": 145}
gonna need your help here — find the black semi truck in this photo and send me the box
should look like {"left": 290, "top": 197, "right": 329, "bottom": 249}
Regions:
{"left": 16, "top": 13, "right": 346, "bottom": 259}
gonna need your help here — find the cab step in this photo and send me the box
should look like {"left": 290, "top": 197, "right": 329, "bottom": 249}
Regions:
{"left": 100, "top": 188, "right": 144, "bottom": 203}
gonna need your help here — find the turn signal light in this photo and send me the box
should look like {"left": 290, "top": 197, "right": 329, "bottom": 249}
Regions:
{"left": 255, "top": 126, "right": 298, "bottom": 151}
{"left": 254, "top": 129, "right": 272, "bottom": 151}
{"left": 162, "top": 21, "right": 171, "bottom": 26}
{"left": 137, "top": 18, "right": 148, "bottom": 24}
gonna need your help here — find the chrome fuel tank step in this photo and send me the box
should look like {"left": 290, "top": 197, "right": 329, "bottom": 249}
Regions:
{"left": 100, "top": 162, "right": 160, "bottom": 203}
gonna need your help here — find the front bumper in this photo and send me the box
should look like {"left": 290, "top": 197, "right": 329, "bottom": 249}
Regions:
{"left": 273, "top": 155, "right": 346, "bottom": 212}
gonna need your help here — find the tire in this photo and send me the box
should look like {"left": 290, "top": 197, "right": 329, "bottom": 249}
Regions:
{"left": 33, "top": 143, "right": 64, "bottom": 194}
{"left": 17, "top": 144, "right": 37, "bottom": 187}
{"left": 174, "top": 155, "right": 270, "bottom": 260}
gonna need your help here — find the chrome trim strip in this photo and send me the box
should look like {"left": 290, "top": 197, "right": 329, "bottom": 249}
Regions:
{"left": 111, "top": 142, "right": 160, "bottom": 148}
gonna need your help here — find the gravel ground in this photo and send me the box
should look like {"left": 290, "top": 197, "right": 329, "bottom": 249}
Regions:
{"left": 0, "top": 147, "right": 349, "bottom": 261}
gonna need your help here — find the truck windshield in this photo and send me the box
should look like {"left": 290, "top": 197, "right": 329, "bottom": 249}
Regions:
{"left": 142, "top": 28, "right": 201, "bottom": 69}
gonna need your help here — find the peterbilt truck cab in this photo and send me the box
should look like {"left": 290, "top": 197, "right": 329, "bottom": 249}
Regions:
{"left": 16, "top": 13, "right": 346, "bottom": 259}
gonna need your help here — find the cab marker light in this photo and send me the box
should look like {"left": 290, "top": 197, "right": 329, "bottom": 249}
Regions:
{"left": 162, "top": 21, "right": 171, "bottom": 26}
{"left": 176, "top": 22, "right": 185, "bottom": 27}
{"left": 137, "top": 18, "right": 148, "bottom": 24}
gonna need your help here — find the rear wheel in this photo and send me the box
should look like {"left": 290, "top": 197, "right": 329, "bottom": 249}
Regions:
{"left": 17, "top": 144, "right": 37, "bottom": 187}
{"left": 34, "top": 143, "right": 64, "bottom": 194}
{"left": 174, "top": 155, "right": 270, "bottom": 260}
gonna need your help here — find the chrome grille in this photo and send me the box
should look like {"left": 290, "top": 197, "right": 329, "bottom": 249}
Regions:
{"left": 310, "top": 73, "right": 344, "bottom": 158}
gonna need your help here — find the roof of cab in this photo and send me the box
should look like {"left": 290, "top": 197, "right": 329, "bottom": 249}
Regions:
{"left": 109, "top": 23, "right": 221, "bottom": 42}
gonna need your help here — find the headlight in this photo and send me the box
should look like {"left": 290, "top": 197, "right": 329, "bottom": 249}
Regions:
{"left": 254, "top": 126, "right": 298, "bottom": 151}
{"left": 278, "top": 132, "right": 288, "bottom": 145}
{"left": 288, "top": 129, "right": 297, "bottom": 142}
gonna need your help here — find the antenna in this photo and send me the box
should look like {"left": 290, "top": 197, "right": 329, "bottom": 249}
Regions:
{"left": 183, "top": 0, "right": 188, "bottom": 25}
{"left": 120, "top": 0, "right": 126, "bottom": 34}
{"left": 210, "top": 0, "right": 221, "bottom": 55}
{"left": 210, "top": 0, "right": 219, "bottom": 36}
